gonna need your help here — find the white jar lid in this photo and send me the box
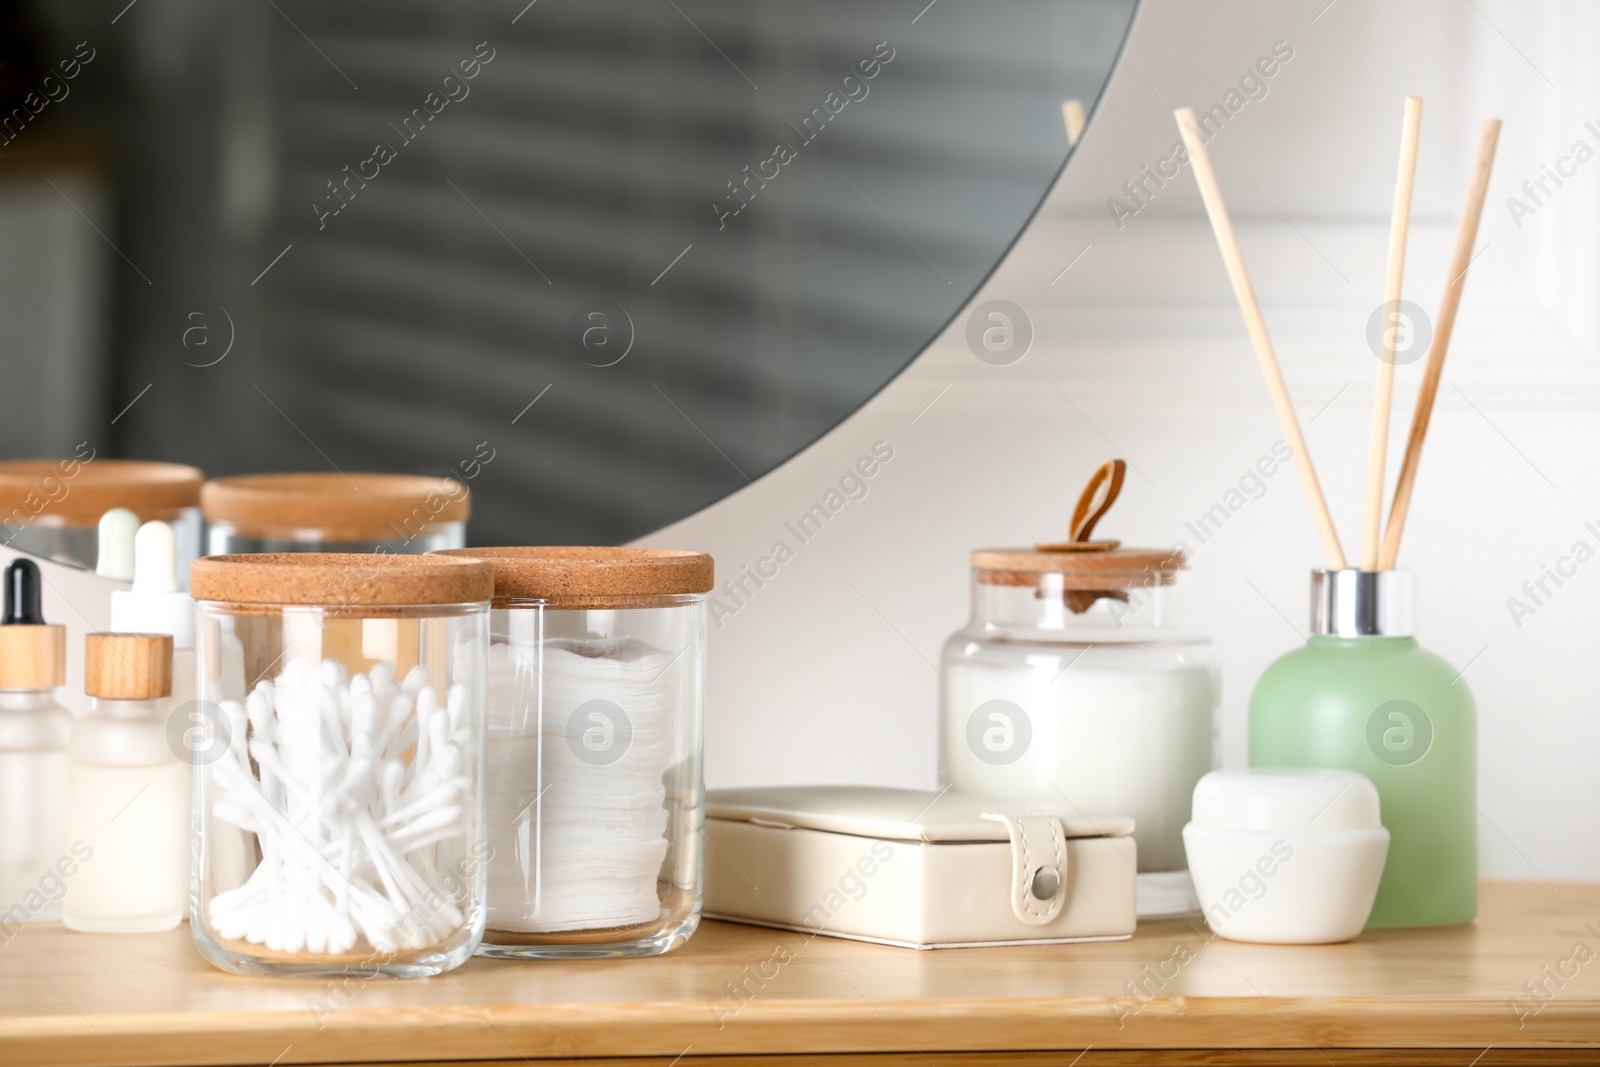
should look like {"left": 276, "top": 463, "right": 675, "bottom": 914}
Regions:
{"left": 1190, "top": 769, "right": 1382, "bottom": 833}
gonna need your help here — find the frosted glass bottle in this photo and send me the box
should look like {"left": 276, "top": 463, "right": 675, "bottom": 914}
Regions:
{"left": 1248, "top": 570, "right": 1476, "bottom": 928}
{"left": 63, "top": 633, "right": 188, "bottom": 933}
{"left": 0, "top": 558, "right": 74, "bottom": 924}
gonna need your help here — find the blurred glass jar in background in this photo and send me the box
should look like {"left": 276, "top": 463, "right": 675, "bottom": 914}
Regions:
{"left": 0, "top": 458, "right": 203, "bottom": 586}
{"left": 202, "top": 473, "right": 469, "bottom": 555}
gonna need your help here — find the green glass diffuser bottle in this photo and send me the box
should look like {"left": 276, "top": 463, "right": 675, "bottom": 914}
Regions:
{"left": 1249, "top": 569, "right": 1475, "bottom": 928}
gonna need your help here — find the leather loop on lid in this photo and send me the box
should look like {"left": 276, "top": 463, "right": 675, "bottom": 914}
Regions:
{"left": 190, "top": 553, "right": 493, "bottom": 606}
{"left": 993, "top": 457, "right": 1179, "bottom": 612}
{"left": 201, "top": 473, "right": 469, "bottom": 541}
{"left": 981, "top": 812, "right": 1069, "bottom": 926}
{"left": 0, "top": 459, "right": 201, "bottom": 523}
{"left": 436, "top": 546, "right": 713, "bottom": 601}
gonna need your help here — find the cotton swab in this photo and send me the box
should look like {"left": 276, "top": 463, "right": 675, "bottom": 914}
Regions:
{"left": 1380, "top": 118, "right": 1502, "bottom": 569}
{"left": 207, "top": 659, "right": 473, "bottom": 956}
{"left": 1361, "top": 95, "right": 1424, "bottom": 570}
{"left": 1175, "top": 107, "right": 1349, "bottom": 569}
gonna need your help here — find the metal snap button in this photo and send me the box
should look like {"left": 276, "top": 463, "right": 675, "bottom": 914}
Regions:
{"left": 1029, "top": 865, "right": 1061, "bottom": 901}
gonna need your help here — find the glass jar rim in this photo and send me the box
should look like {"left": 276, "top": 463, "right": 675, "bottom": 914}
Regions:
{"left": 190, "top": 552, "right": 494, "bottom": 606}
{"left": 438, "top": 546, "right": 713, "bottom": 599}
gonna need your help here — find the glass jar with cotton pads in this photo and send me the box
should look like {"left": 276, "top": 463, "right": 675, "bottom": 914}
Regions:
{"left": 0, "top": 459, "right": 203, "bottom": 584}
{"left": 436, "top": 546, "right": 712, "bottom": 959}
{"left": 188, "top": 552, "right": 493, "bottom": 977}
{"left": 202, "top": 473, "right": 470, "bottom": 555}
{"left": 939, "top": 461, "right": 1218, "bottom": 917}
{"left": 1183, "top": 768, "right": 1390, "bottom": 944}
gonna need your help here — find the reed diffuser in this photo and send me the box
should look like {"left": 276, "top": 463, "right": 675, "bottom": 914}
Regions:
{"left": 1176, "top": 99, "right": 1501, "bottom": 928}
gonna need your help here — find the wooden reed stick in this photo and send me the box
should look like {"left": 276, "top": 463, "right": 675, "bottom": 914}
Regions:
{"left": 1062, "top": 99, "right": 1086, "bottom": 145}
{"left": 1380, "top": 118, "right": 1501, "bottom": 569}
{"left": 1175, "top": 108, "right": 1348, "bottom": 570}
{"left": 1361, "top": 96, "right": 1424, "bottom": 570}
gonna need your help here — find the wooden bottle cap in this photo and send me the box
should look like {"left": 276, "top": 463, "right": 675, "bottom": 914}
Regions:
{"left": 0, "top": 460, "right": 202, "bottom": 524}
{"left": 436, "top": 547, "right": 713, "bottom": 603}
{"left": 201, "top": 473, "right": 470, "bottom": 541}
{"left": 0, "top": 625, "right": 66, "bottom": 688}
{"left": 190, "top": 553, "right": 494, "bottom": 606}
{"left": 85, "top": 633, "right": 172, "bottom": 700}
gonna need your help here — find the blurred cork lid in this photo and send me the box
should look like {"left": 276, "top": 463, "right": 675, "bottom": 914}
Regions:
{"left": 201, "top": 473, "right": 470, "bottom": 541}
{"left": 0, "top": 625, "right": 66, "bottom": 688}
{"left": 86, "top": 633, "right": 172, "bottom": 699}
{"left": 0, "top": 459, "right": 202, "bottom": 523}
{"left": 437, "top": 546, "right": 713, "bottom": 601}
{"left": 190, "top": 553, "right": 494, "bottom": 606}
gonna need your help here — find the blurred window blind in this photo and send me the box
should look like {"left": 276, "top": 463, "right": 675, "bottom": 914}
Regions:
{"left": 111, "top": 0, "right": 1134, "bottom": 543}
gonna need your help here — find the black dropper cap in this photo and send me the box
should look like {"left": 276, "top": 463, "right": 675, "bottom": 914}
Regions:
{"left": 3, "top": 558, "right": 44, "bottom": 625}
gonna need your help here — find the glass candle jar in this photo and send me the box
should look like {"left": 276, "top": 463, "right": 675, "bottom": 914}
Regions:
{"left": 0, "top": 459, "right": 203, "bottom": 584}
{"left": 1249, "top": 569, "right": 1476, "bottom": 929}
{"left": 202, "top": 473, "right": 469, "bottom": 555}
{"left": 189, "top": 553, "right": 494, "bottom": 977}
{"left": 939, "top": 547, "right": 1218, "bottom": 915}
{"left": 438, "top": 546, "right": 712, "bottom": 959}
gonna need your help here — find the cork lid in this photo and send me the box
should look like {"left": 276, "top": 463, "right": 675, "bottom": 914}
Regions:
{"left": 974, "top": 459, "right": 1184, "bottom": 612}
{"left": 0, "top": 459, "right": 202, "bottom": 524}
{"left": 201, "top": 473, "right": 470, "bottom": 541}
{"left": 190, "top": 553, "right": 494, "bottom": 607}
{"left": 85, "top": 633, "right": 172, "bottom": 699}
{"left": 436, "top": 547, "right": 714, "bottom": 601}
{"left": 972, "top": 546, "right": 1186, "bottom": 586}
{"left": 0, "top": 626, "right": 66, "bottom": 688}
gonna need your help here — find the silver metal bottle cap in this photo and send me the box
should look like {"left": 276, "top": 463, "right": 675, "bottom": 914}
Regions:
{"left": 1310, "top": 569, "right": 1413, "bottom": 637}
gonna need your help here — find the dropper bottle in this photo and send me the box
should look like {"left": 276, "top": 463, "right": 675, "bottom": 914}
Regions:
{"left": 63, "top": 632, "right": 186, "bottom": 932}
{"left": 111, "top": 521, "right": 195, "bottom": 719}
{"left": 0, "top": 559, "right": 74, "bottom": 923}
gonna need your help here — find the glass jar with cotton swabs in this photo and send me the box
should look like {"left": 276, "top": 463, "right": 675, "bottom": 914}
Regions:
{"left": 188, "top": 553, "right": 493, "bottom": 978}
{"left": 437, "top": 547, "right": 712, "bottom": 959}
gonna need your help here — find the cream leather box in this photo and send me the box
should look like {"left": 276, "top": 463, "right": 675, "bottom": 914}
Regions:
{"left": 704, "top": 786, "right": 1137, "bottom": 949}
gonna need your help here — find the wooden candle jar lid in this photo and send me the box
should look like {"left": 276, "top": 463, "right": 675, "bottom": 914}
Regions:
{"left": 190, "top": 553, "right": 494, "bottom": 607}
{"left": 0, "top": 459, "right": 202, "bottom": 524}
{"left": 971, "top": 547, "right": 1186, "bottom": 591}
{"left": 0, "top": 625, "right": 66, "bottom": 688}
{"left": 201, "top": 473, "right": 470, "bottom": 541}
{"left": 437, "top": 547, "right": 713, "bottom": 604}
{"left": 85, "top": 633, "right": 172, "bottom": 699}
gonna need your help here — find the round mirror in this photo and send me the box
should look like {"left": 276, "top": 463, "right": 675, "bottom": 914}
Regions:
{"left": 12, "top": 0, "right": 1135, "bottom": 543}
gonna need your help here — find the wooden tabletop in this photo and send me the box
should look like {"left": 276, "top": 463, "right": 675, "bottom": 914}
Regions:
{"left": 1, "top": 882, "right": 1596, "bottom": 1067}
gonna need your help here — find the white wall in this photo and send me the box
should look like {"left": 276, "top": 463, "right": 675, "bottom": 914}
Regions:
{"left": 650, "top": 0, "right": 1600, "bottom": 880}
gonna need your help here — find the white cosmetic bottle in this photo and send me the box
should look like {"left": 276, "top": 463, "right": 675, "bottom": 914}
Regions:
{"left": 111, "top": 521, "right": 195, "bottom": 720}
{"left": 0, "top": 559, "right": 74, "bottom": 923}
{"left": 63, "top": 633, "right": 187, "bottom": 932}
